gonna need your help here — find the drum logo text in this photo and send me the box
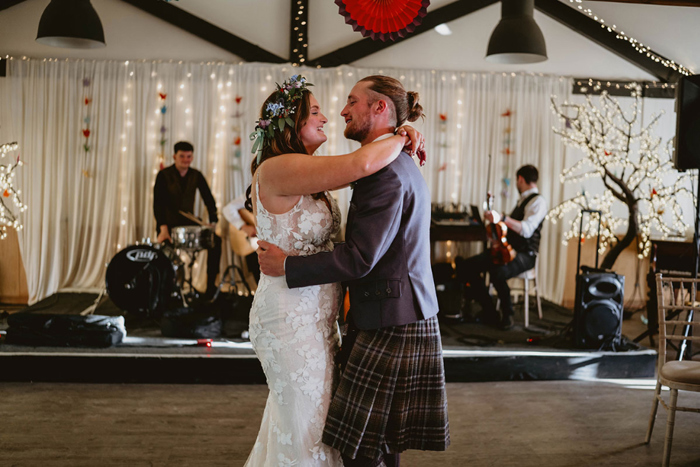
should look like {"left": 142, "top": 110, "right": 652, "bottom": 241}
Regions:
{"left": 126, "top": 249, "right": 157, "bottom": 262}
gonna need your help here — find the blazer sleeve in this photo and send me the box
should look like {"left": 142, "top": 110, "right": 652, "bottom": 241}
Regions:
{"left": 286, "top": 168, "right": 403, "bottom": 289}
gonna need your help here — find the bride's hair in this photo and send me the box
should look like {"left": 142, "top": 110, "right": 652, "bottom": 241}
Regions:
{"left": 245, "top": 90, "right": 326, "bottom": 212}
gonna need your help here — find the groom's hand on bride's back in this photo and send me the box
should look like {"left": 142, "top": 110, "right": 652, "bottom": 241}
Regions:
{"left": 257, "top": 240, "right": 287, "bottom": 277}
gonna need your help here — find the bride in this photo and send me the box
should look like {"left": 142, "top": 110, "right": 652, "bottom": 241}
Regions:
{"left": 243, "top": 75, "right": 422, "bottom": 466}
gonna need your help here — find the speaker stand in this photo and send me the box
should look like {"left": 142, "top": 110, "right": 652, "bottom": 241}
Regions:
{"left": 679, "top": 168, "right": 700, "bottom": 360}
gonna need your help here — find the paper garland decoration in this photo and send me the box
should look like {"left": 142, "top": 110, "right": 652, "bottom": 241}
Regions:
{"left": 230, "top": 95, "right": 244, "bottom": 172}
{"left": 81, "top": 77, "right": 94, "bottom": 177}
{"left": 158, "top": 92, "right": 168, "bottom": 170}
{"left": 500, "top": 108, "right": 513, "bottom": 200}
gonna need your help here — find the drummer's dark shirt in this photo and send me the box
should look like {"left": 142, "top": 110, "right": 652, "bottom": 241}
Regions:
{"left": 153, "top": 164, "right": 218, "bottom": 234}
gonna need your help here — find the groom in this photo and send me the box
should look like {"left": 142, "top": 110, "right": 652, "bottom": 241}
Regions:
{"left": 258, "top": 75, "right": 449, "bottom": 467}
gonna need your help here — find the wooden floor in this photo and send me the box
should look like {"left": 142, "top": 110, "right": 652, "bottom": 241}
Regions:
{"left": 2, "top": 380, "right": 699, "bottom": 466}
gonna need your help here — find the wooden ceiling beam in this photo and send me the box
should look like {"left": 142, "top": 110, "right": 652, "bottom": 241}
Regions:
{"left": 310, "top": 0, "right": 498, "bottom": 68}
{"left": 120, "top": 0, "right": 286, "bottom": 63}
{"left": 535, "top": 0, "right": 683, "bottom": 82}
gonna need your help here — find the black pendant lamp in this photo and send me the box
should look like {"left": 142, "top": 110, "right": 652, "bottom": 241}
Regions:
{"left": 36, "top": 0, "right": 106, "bottom": 49}
{"left": 486, "top": 0, "right": 546, "bottom": 64}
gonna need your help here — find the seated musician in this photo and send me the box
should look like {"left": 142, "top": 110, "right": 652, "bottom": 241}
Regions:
{"left": 222, "top": 193, "right": 260, "bottom": 284}
{"left": 456, "top": 164, "right": 547, "bottom": 329}
{"left": 153, "top": 141, "right": 221, "bottom": 299}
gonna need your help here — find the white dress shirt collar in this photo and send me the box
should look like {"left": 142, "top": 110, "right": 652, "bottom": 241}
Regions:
{"left": 519, "top": 187, "right": 539, "bottom": 204}
{"left": 372, "top": 132, "right": 394, "bottom": 143}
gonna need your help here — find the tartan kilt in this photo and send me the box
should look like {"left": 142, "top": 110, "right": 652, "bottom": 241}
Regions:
{"left": 322, "top": 316, "right": 450, "bottom": 460}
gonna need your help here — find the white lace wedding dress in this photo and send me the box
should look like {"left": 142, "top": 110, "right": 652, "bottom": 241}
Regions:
{"left": 244, "top": 181, "right": 344, "bottom": 467}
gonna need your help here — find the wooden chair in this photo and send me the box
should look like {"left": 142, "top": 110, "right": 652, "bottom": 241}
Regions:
{"left": 645, "top": 274, "right": 700, "bottom": 466}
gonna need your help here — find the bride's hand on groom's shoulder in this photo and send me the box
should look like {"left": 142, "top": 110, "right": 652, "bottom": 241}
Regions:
{"left": 396, "top": 125, "right": 427, "bottom": 166}
{"left": 257, "top": 240, "right": 287, "bottom": 277}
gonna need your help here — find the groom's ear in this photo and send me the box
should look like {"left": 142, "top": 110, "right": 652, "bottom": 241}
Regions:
{"left": 374, "top": 99, "right": 389, "bottom": 114}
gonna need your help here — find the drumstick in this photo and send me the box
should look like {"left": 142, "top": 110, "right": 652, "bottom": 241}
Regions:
{"left": 178, "top": 210, "right": 207, "bottom": 226}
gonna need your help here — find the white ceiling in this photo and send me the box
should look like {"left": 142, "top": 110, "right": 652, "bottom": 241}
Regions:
{"left": 577, "top": 0, "right": 700, "bottom": 73}
{"left": 0, "top": 0, "right": 243, "bottom": 62}
{"left": 0, "top": 0, "right": 697, "bottom": 81}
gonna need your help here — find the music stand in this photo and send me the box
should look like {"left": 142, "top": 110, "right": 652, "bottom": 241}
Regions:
{"left": 470, "top": 204, "right": 483, "bottom": 225}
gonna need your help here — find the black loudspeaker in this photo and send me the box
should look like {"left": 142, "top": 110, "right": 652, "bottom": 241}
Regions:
{"left": 574, "top": 271, "right": 625, "bottom": 349}
{"left": 673, "top": 74, "right": 700, "bottom": 170}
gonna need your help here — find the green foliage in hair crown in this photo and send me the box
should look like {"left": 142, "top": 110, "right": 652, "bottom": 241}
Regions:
{"left": 250, "top": 75, "right": 313, "bottom": 164}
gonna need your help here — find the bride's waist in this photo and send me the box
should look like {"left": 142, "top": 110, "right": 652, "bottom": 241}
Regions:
{"left": 259, "top": 274, "right": 339, "bottom": 290}
{"left": 258, "top": 239, "right": 334, "bottom": 257}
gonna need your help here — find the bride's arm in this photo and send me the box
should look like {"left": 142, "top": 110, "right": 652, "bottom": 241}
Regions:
{"left": 262, "top": 134, "right": 408, "bottom": 196}
{"left": 327, "top": 126, "right": 427, "bottom": 191}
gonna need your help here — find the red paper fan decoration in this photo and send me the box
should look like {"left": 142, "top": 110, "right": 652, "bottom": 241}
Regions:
{"left": 336, "top": 0, "right": 430, "bottom": 42}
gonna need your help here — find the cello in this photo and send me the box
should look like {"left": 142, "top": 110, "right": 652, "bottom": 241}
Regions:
{"left": 485, "top": 155, "right": 516, "bottom": 265}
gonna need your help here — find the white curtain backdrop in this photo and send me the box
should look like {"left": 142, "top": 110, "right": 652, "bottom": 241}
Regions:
{"left": 1, "top": 58, "right": 572, "bottom": 305}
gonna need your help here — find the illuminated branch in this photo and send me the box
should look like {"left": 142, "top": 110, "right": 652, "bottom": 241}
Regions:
{"left": 547, "top": 88, "right": 695, "bottom": 269}
{"left": 0, "top": 141, "right": 26, "bottom": 240}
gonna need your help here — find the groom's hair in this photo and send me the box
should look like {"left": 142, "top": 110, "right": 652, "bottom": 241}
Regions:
{"left": 359, "top": 75, "right": 424, "bottom": 127}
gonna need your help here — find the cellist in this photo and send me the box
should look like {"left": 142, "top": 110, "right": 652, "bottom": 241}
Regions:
{"left": 456, "top": 165, "right": 547, "bottom": 330}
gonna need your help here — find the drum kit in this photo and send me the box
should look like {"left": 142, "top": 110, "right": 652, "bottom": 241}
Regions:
{"left": 106, "top": 225, "right": 215, "bottom": 316}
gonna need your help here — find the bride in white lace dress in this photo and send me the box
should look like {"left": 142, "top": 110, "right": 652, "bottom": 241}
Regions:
{"left": 243, "top": 75, "right": 418, "bottom": 466}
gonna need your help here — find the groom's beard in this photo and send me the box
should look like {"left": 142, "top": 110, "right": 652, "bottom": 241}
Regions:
{"left": 344, "top": 118, "right": 372, "bottom": 143}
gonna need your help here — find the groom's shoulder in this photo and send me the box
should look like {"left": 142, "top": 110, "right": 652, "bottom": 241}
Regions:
{"left": 393, "top": 152, "right": 425, "bottom": 181}
{"left": 354, "top": 162, "right": 402, "bottom": 194}
{"left": 357, "top": 152, "right": 416, "bottom": 187}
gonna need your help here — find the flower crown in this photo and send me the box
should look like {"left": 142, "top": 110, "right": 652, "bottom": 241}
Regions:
{"left": 250, "top": 74, "right": 314, "bottom": 164}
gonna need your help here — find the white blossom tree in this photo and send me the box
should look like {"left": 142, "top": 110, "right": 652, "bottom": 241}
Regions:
{"left": 547, "top": 86, "right": 695, "bottom": 270}
{"left": 0, "top": 141, "right": 26, "bottom": 240}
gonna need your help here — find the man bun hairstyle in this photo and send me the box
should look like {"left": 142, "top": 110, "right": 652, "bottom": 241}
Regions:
{"left": 359, "top": 75, "right": 424, "bottom": 127}
{"left": 406, "top": 91, "right": 423, "bottom": 123}
{"left": 174, "top": 141, "right": 194, "bottom": 153}
{"left": 517, "top": 164, "right": 539, "bottom": 184}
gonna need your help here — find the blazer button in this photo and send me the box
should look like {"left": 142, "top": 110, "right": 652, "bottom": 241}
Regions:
{"left": 386, "top": 288, "right": 392, "bottom": 294}
{"left": 364, "top": 292, "right": 370, "bottom": 297}
{"left": 375, "top": 291, "right": 381, "bottom": 296}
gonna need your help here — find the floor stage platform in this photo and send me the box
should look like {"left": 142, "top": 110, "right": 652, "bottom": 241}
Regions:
{"left": 0, "top": 292, "right": 657, "bottom": 384}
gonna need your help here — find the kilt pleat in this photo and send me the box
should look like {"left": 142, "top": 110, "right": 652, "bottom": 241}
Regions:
{"left": 322, "top": 316, "right": 450, "bottom": 460}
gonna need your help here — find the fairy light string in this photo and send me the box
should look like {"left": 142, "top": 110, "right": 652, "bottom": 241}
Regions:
{"left": 569, "top": 0, "right": 693, "bottom": 77}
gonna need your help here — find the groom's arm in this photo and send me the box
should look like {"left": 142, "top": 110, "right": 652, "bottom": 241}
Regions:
{"left": 285, "top": 169, "right": 403, "bottom": 289}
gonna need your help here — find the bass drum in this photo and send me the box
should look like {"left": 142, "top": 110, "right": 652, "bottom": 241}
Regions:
{"left": 106, "top": 245, "right": 175, "bottom": 315}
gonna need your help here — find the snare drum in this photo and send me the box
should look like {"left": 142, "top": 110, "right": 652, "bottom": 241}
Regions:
{"left": 171, "top": 226, "right": 215, "bottom": 250}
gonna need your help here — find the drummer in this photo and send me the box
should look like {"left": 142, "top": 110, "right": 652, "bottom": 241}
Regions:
{"left": 153, "top": 141, "right": 221, "bottom": 299}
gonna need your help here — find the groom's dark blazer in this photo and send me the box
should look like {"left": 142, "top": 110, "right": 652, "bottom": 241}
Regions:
{"left": 285, "top": 149, "right": 439, "bottom": 330}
